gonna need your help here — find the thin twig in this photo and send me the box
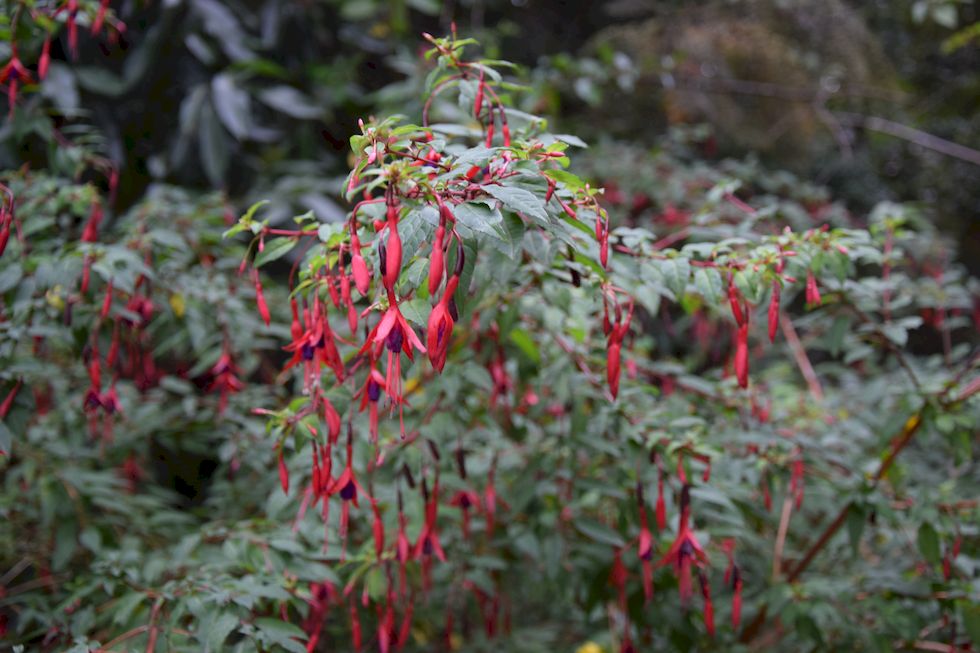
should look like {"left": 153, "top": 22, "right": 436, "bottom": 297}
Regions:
{"left": 772, "top": 494, "right": 794, "bottom": 580}
{"left": 96, "top": 625, "right": 149, "bottom": 652}
{"left": 779, "top": 313, "right": 823, "bottom": 401}
{"left": 834, "top": 111, "right": 980, "bottom": 167}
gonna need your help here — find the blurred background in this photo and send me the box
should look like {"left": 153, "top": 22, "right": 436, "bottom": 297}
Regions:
{"left": 5, "top": 0, "right": 978, "bottom": 266}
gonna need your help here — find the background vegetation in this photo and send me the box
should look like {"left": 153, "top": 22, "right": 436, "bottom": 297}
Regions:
{"left": 0, "top": 1, "right": 978, "bottom": 652}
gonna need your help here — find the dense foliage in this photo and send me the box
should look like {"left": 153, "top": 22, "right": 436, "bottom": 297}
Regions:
{"left": 1, "top": 3, "right": 978, "bottom": 653}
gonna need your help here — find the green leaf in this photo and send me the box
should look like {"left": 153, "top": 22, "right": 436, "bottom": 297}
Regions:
{"left": 960, "top": 601, "right": 980, "bottom": 648}
{"left": 253, "top": 238, "right": 297, "bottom": 268}
{"left": 917, "top": 522, "right": 941, "bottom": 566}
{"left": 661, "top": 258, "right": 691, "bottom": 300}
{"left": 205, "top": 613, "right": 240, "bottom": 652}
{"left": 453, "top": 201, "right": 505, "bottom": 241}
{"left": 694, "top": 267, "right": 723, "bottom": 306}
{"left": 483, "top": 185, "right": 547, "bottom": 224}
{"left": 255, "top": 617, "right": 307, "bottom": 653}
{"left": 508, "top": 327, "right": 540, "bottom": 364}
{"left": 846, "top": 504, "right": 865, "bottom": 555}
{"left": 544, "top": 169, "right": 585, "bottom": 191}
{"left": 575, "top": 518, "right": 625, "bottom": 547}
{"left": 399, "top": 297, "right": 429, "bottom": 327}
{"left": 242, "top": 200, "right": 270, "bottom": 223}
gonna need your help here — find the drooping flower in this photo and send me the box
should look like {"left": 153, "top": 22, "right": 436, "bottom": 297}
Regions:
{"left": 282, "top": 295, "right": 345, "bottom": 390}
{"left": 656, "top": 484, "right": 708, "bottom": 604}
{"left": 805, "top": 269, "right": 822, "bottom": 307}
{"left": 723, "top": 538, "right": 743, "bottom": 630}
{"left": 768, "top": 280, "right": 781, "bottom": 343}
{"left": 0, "top": 47, "right": 34, "bottom": 114}
{"left": 427, "top": 275, "right": 458, "bottom": 373}
{"left": 326, "top": 427, "right": 370, "bottom": 557}
{"left": 360, "top": 294, "right": 426, "bottom": 435}
{"left": 449, "top": 488, "right": 481, "bottom": 539}
{"left": 278, "top": 447, "right": 289, "bottom": 495}
{"left": 605, "top": 296, "right": 634, "bottom": 399}
{"left": 302, "top": 581, "right": 335, "bottom": 653}
{"left": 206, "top": 347, "right": 244, "bottom": 415}
{"left": 413, "top": 477, "right": 446, "bottom": 563}
{"left": 699, "top": 571, "right": 715, "bottom": 636}
{"left": 383, "top": 203, "right": 402, "bottom": 291}
{"left": 734, "top": 322, "right": 749, "bottom": 389}
{"left": 252, "top": 269, "right": 270, "bottom": 326}
{"left": 728, "top": 275, "right": 746, "bottom": 326}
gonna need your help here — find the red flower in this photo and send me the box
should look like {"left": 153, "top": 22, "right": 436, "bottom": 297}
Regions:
{"left": 427, "top": 275, "right": 458, "bottom": 373}
{"left": 278, "top": 448, "right": 289, "bottom": 495}
{"left": 723, "top": 539, "right": 743, "bottom": 630}
{"left": 207, "top": 347, "right": 244, "bottom": 415}
{"left": 805, "top": 270, "right": 821, "bottom": 307}
{"left": 605, "top": 296, "right": 634, "bottom": 399}
{"left": 0, "top": 48, "right": 33, "bottom": 114}
{"left": 351, "top": 231, "right": 371, "bottom": 295}
{"left": 734, "top": 322, "right": 749, "bottom": 389}
{"left": 383, "top": 203, "right": 402, "bottom": 291}
{"left": 728, "top": 276, "right": 746, "bottom": 326}
{"left": 768, "top": 280, "right": 780, "bottom": 343}
{"left": 283, "top": 296, "right": 345, "bottom": 390}
{"left": 699, "top": 571, "right": 715, "bottom": 636}
{"left": 413, "top": 478, "right": 446, "bottom": 563}
{"left": 449, "top": 489, "right": 481, "bottom": 539}
{"left": 656, "top": 485, "right": 708, "bottom": 603}
{"left": 360, "top": 295, "right": 426, "bottom": 435}
{"left": 371, "top": 498, "right": 385, "bottom": 560}
{"left": 326, "top": 428, "right": 370, "bottom": 557}
{"left": 252, "top": 269, "right": 271, "bottom": 326}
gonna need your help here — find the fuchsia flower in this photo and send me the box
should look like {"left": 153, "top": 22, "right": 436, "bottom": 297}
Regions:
{"left": 206, "top": 347, "right": 244, "bottom": 415}
{"left": 734, "top": 323, "right": 749, "bottom": 389}
{"left": 723, "top": 538, "right": 743, "bottom": 630}
{"left": 728, "top": 276, "right": 745, "bottom": 327}
{"left": 604, "top": 295, "right": 633, "bottom": 399}
{"left": 768, "top": 280, "right": 781, "bottom": 343}
{"left": 656, "top": 484, "right": 708, "bottom": 604}
{"left": 395, "top": 490, "right": 412, "bottom": 598}
{"left": 252, "top": 269, "right": 271, "bottom": 326}
{"left": 360, "top": 292, "right": 426, "bottom": 435}
{"left": 38, "top": 38, "right": 51, "bottom": 81}
{"left": 302, "top": 581, "right": 336, "bottom": 653}
{"left": 699, "top": 571, "right": 715, "bottom": 636}
{"left": 427, "top": 275, "right": 458, "bottom": 373}
{"left": 449, "top": 488, "right": 481, "bottom": 539}
{"left": 805, "top": 269, "right": 822, "bottom": 307}
{"left": 383, "top": 203, "right": 402, "bottom": 291}
{"left": 355, "top": 358, "right": 386, "bottom": 446}
{"left": 413, "top": 477, "right": 446, "bottom": 563}
{"left": 371, "top": 498, "right": 385, "bottom": 561}
{"left": 350, "top": 232, "right": 371, "bottom": 295}
{"left": 0, "top": 46, "right": 33, "bottom": 114}
{"left": 278, "top": 448, "right": 289, "bottom": 495}
{"left": 283, "top": 294, "right": 345, "bottom": 390}
{"left": 325, "top": 426, "right": 370, "bottom": 557}
{"left": 0, "top": 381, "right": 22, "bottom": 421}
